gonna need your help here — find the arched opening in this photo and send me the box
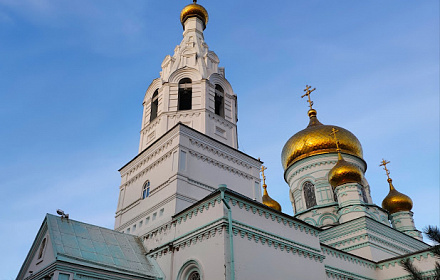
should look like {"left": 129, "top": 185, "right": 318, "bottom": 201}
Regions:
{"left": 38, "top": 238, "right": 46, "bottom": 259}
{"left": 303, "top": 181, "right": 317, "bottom": 209}
{"left": 214, "top": 84, "right": 224, "bottom": 117}
{"left": 177, "top": 260, "right": 202, "bottom": 280}
{"left": 178, "top": 78, "right": 192, "bottom": 111}
{"left": 360, "top": 187, "right": 368, "bottom": 203}
{"left": 150, "top": 89, "right": 159, "bottom": 121}
{"left": 142, "top": 181, "right": 150, "bottom": 199}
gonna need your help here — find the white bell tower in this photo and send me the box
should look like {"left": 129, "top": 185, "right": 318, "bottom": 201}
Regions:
{"left": 138, "top": 11, "right": 238, "bottom": 153}
{"left": 114, "top": 2, "right": 261, "bottom": 235}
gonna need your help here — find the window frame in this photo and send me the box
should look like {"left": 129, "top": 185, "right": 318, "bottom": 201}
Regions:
{"left": 303, "top": 181, "right": 317, "bottom": 209}
{"left": 142, "top": 181, "right": 151, "bottom": 199}
{"left": 150, "top": 89, "right": 159, "bottom": 121}
{"left": 178, "top": 78, "right": 192, "bottom": 111}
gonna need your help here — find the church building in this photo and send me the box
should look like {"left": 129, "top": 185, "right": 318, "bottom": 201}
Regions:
{"left": 17, "top": 2, "right": 438, "bottom": 280}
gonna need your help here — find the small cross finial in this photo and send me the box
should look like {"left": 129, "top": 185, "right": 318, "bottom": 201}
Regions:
{"left": 379, "top": 159, "right": 391, "bottom": 179}
{"left": 260, "top": 165, "right": 267, "bottom": 185}
{"left": 301, "top": 85, "right": 317, "bottom": 110}
{"left": 193, "top": 0, "right": 197, "bottom": 3}
{"left": 329, "top": 127, "right": 341, "bottom": 151}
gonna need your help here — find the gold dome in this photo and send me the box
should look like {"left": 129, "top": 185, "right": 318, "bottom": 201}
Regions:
{"left": 180, "top": 1, "right": 209, "bottom": 30}
{"left": 328, "top": 153, "right": 363, "bottom": 188}
{"left": 262, "top": 184, "right": 282, "bottom": 211}
{"left": 282, "top": 109, "right": 363, "bottom": 171}
{"left": 382, "top": 178, "right": 413, "bottom": 214}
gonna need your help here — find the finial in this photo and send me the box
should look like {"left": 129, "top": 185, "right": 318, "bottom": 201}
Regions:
{"left": 260, "top": 165, "right": 267, "bottom": 186}
{"left": 193, "top": 0, "right": 197, "bottom": 3}
{"left": 301, "top": 85, "right": 317, "bottom": 111}
{"left": 379, "top": 159, "right": 391, "bottom": 180}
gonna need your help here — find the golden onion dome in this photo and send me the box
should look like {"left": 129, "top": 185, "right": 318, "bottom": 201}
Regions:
{"left": 382, "top": 178, "right": 413, "bottom": 214}
{"left": 328, "top": 153, "right": 363, "bottom": 188}
{"left": 262, "top": 184, "right": 282, "bottom": 211}
{"left": 180, "top": 1, "right": 209, "bottom": 30}
{"left": 282, "top": 109, "right": 363, "bottom": 171}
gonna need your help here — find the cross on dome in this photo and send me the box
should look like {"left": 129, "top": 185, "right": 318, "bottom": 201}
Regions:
{"left": 260, "top": 165, "right": 267, "bottom": 185}
{"left": 329, "top": 127, "right": 341, "bottom": 151}
{"left": 301, "top": 85, "right": 316, "bottom": 110}
{"left": 380, "top": 159, "right": 391, "bottom": 180}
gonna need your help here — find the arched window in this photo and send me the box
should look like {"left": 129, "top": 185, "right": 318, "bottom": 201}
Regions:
{"left": 188, "top": 272, "right": 200, "bottom": 280}
{"left": 303, "top": 181, "right": 317, "bottom": 209}
{"left": 360, "top": 187, "right": 368, "bottom": 203}
{"left": 142, "top": 181, "right": 150, "bottom": 199}
{"left": 150, "top": 89, "right": 159, "bottom": 121}
{"left": 333, "top": 190, "right": 338, "bottom": 203}
{"left": 38, "top": 238, "right": 46, "bottom": 259}
{"left": 178, "top": 78, "right": 192, "bottom": 111}
{"left": 178, "top": 260, "right": 202, "bottom": 280}
{"left": 214, "top": 85, "right": 224, "bottom": 117}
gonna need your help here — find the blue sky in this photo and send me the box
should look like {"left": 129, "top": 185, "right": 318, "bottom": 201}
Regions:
{"left": 0, "top": 0, "right": 438, "bottom": 278}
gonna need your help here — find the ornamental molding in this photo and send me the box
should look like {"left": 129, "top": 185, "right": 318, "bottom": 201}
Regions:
{"left": 225, "top": 194, "right": 320, "bottom": 237}
{"left": 327, "top": 232, "right": 412, "bottom": 255}
{"left": 167, "top": 110, "right": 202, "bottom": 120}
{"left": 319, "top": 217, "right": 427, "bottom": 251}
{"left": 377, "top": 252, "right": 435, "bottom": 270}
{"left": 188, "top": 138, "right": 253, "bottom": 169}
{"left": 187, "top": 178, "right": 217, "bottom": 192}
{"left": 321, "top": 245, "right": 376, "bottom": 268}
{"left": 116, "top": 193, "right": 179, "bottom": 231}
{"left": 287, "top": 160, "right": 337, "bottom": 182}
{"left": 206, "top": 112, "right": 235, "bottom": 129}
{"left": 147, "top": 219, "right": 225, "bottom": 259}
{"left": 325, "top": 265, "right": 375, "bottom": 280}
{"left": 180, "top": 125, "right": 260, "bottom": 167}
{"left": 120, "top": 131, "right": 177, "bottom": 176}
{"left": 141, "top": 115, "right": 161, "bottom": 135}
{"left": 231, "top": 220, "right": 325, "bottom": 263}
{"left": 188, "top": 149, "right": 256, "bottom": 180}
{"left": 141, "top": 196, "right": 223, "bottom": 242}
{"left": 122, "top": 146, "right": 176, "bottom": 188}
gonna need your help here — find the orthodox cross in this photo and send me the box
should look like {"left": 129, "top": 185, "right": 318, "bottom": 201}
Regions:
{"left": 301, "top": 85, "right": 316, "bottom": 110}
{"left": 329, "top": 127, "right": 341, "bottom": 151}
{"left": 260, "top": 165, "right": 267, "bottom": 185}
{"left": 379, "top": 159, "right": 391, "bottom": 179}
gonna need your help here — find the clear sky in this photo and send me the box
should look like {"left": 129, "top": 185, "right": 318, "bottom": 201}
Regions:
{"left": 1, "top": 0, "right": 438, "bottom": 278}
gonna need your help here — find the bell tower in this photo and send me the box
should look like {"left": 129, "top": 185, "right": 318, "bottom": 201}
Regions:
{"left": 138, "top": 1, "right": 238, "bottom": 153}
{"left": 114, "top": 1, "right": 261, "bottom": 235}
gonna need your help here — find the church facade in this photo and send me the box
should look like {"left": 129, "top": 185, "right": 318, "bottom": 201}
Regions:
{"left": 17, "top": 2, "right": 438, "bottom": 280}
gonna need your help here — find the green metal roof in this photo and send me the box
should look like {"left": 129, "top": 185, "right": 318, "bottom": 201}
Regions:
{"left": 46, "top": 214, "right": 159, "bottom": 278}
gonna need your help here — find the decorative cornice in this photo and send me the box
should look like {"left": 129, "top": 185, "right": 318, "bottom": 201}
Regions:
{"left": 188, "top": 138, "right": 252, "bottom": 169}
{"left": 207, "top": 111, "right": 235, "bottom": 128}
{"left": 321, "top": 245, "right": 376, "bottom": 268}
{"left": 377, "top": 251, "right": 435, "bottom": 270}
{"left": 122, "top": 147, "right": 176, "bottom": 188}
{"left": 319, "top": 217, "right": 428, "bottom": 251}
{"left": 232, "top": 220, "right": 325, "bottom": 263}
{"left": 188, "top": 149, "right": 256, "bottom": 180}
{"left": 225, "top": 194, "right": 320, "bottom": 237}
{"left": 325, "top": 265, "right": 375, "bottom": 280}
{"left": 120, "top": 135, "right": 175, "bottom": 177}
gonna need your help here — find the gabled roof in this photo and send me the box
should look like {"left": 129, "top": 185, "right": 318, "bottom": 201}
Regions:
{"left": 18, "top": 214, "right": 160, "bottom": 279}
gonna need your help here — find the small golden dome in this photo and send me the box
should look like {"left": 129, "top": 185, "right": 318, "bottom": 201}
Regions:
{"left": 328, "top": 153, "right": 363, "bottom": 188}
{"left": 282, "top": 109, "right": 363, "bottom": 171}
{"left": 382, "top": 178, "right": 413, "bottom": 214}
{"left": 262, "top": 184, "right": 282, "bottom": 211}
{"left": 180, "top": 1, "right": 209, "bottom": 30}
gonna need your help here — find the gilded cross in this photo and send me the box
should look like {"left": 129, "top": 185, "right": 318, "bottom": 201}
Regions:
{"left": 379, "top": 159, "right": 391, "bottom": 179}
{"left": 301, "top": 85, "right": 316, "bottom": 110}
{"left": 260, "top": 165, "right": 267, "bottom": 185}
{"left": 329, "top": 127, "right": 341, "bottom": 151}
